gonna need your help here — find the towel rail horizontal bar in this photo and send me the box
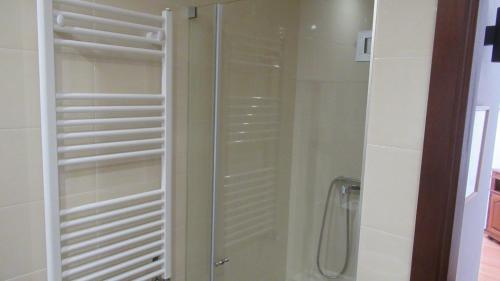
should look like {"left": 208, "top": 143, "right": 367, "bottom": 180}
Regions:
{"left": 228, "top": 129, "right": 278, "bottom": 135}
{"left": 62, "top": 240, "right": 164, "bottom": 278}
{"left": 57, "top": 105, "right": 164, "bottom": 113}
{"left": 58, "top": 138, "right": 164, "bottom": 153}
{"left": 225, "top": 219, "right": 274, "bottom": 240}
{"left": 57, "top": 127, "right": 164, "bottom": 140}
{"left": 224, "top": 167, "right": 275, "bottom": 179}
{"left": 57, "top": 116, "right": 164, "bottom": 126}
{"left": 225, "top": 216, "right": 274, "bottom": 233}
{"left": 54, "top": 26, "right": 163, "bottom": 45}
{"left": 56, "top": 93, "right": 163, "bottom": 100}
{"left": 224, "top": 227, "right": 273, "bottom": 248}
{"left": 61, "top": 210, "right": 163, "bottom": 241}
{"left": 58, "top": 148, "right": 164, "bottom": 166}
{"left": 227, "top": 113, "right": 279, "bottom": 118}
{"left": 108, "top": 261, "right": 164, "bottom": 281}
{"left": 61, "top": 221, "right": 163, "bottom": 253}
{"left": 62, "top": 230, "right": 164, "bottom": 266}
{"left": 60, "top": 189, "right": 162, "bottom": 216}
{"left": 133, "top": 268, "right": 165, "bottom": 281}
{"left": 72, "top": 250, "right": 164, "bottom": 281}
{"left": 228, "top": 104, "right": 278, "bottom": 109}
{"left": 54, "top": 39, "right": 163, "bottom": 57}
{"left": 228, "top": 121, "right": 279, "bottom": 127}
{"left": 61, "top": 200, "right": 164, "bottom": 229}
{"left": 224, "top": 182, "right": 274, "bottom": 195}
{"left": 224, "top": 175, "right": 274, "bottom": 188}
{"left": 53, "top": 10, "right": 161, "bottom": 32}
{"left": 227, "top": 96, "right": 280, "bottom": 101}
{"left": 224, "top": 189, "right": 273, "bottom": 206}
{"left": 226, "top": 197, "right": 274, "bottom": 214}
{"left": 55, "top": 0, "right": 164, "bottom": 23}
{"left": 224, "top": 205, "right": 274, "bottom": 223}
{"left": 228, "top": 137, "right": 277, "bottom": 144}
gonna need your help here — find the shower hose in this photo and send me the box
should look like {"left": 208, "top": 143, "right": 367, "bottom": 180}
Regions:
{"left": 316, "top": 177, "right": 360, "bottom": 279}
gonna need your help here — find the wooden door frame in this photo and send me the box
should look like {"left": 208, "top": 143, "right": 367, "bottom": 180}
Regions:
{"left": 410, "top": 0, "right": 481, "bottom": 280}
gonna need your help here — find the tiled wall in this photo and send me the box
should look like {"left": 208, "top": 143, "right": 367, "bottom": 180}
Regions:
{"left": 0, "top": 1, "right": 188, "bottom": 281}
{"left": 0, "top": 0, "right": 46, "bottom": 279}
{"left": 356, "top": 0, "right": 438, "bottom": 280}
{"left": 0, "top": 0, "right": 439, "bottom": 280}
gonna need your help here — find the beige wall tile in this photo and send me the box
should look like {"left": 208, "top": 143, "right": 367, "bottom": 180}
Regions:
{"left": 59, "top": 166, "right": 97, "bottom": 198}
{"left": 95, "top": 0, "right": 171, "bottom": 15}
{"left": 94, "top": 58, "right": 162, "bottom": 93}
{"left": 5, "top": 270, "right": 47, "bottom": 281}
{"left": 373, "top": 0, "right": 437, "bottom": 59}
{"left": 361, "top": 144, "right": 421, "bottom": 238}
{"left": 295, "top": 37, "right": 316, "bottom": 81}
{"left": 298, "top": 39, "right": 370, "bottom": 82}
{"left": 0, "top": 49, "right": 39, "bottom": 129}
{"left": 357, "top": 0, "right": 438, "bottom": 279}
{"left": 0, "top": 202, "right": 46, "bottom": 280}
{"left": 173, "top": 172, "right": 187, "bottom": 228}
{"left": 0, "top": 129, "right": 43, "bottom": 208}
{"left": 298, "top": 0, "right": 374, "bottom": 45}
{"left": 55, "top": 52, "right": 94, "bottom": 93}
{"left": 356, "top": 226, "right": 412, "bottom": 281}
{"left": 96, "top": 159, "right": 162, "bottom": 200}
{"left": 173, "top": 225, "right": 186, "bottom": 281}
{"left": 0, "top": 0, "right": 37, "bottom": 51}
{"left": 59, "top": 191, "right": 97, "bottom": 211}
{"left": 366, "top": 57, "right": 431, "bottom": 150}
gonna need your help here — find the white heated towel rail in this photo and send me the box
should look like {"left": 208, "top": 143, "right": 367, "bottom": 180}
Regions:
{"left": 36, "top": 0, "right": 173, "bottom": 280}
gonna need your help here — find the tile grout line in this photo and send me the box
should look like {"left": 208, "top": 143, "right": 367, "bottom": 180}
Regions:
{"left": 361, "top": 224, "right": 412, "bottom": 241}
{"left": 367, "top": 142, "right": 423, "bottom": 153}
{"left": 0, "top": 190, "right": 99, "bottom": 212}
{"left": 372, "top": 55, "right": 433, "bottom": 61}
{"left": 4, "top": 268, "right": 46, "bottom": 281}
{"left": 0, "top": 46, "right": 37, "bottom": 53}
{"left": 0, "top": 127, "right": 41, "bottom": 132}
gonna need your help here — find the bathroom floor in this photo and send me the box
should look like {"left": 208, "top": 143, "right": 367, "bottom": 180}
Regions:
{"left": 479, "top": 235, "right": 500, "bottom": 281}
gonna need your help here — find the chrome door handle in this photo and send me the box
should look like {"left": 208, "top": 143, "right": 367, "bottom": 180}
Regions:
{"left": 215, "top": 257, "right": 230, "bottom": 267}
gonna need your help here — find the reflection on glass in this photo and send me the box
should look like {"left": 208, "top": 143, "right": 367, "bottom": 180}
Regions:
{"left": 186, "top": 0, "right": 375, "bottom": 280}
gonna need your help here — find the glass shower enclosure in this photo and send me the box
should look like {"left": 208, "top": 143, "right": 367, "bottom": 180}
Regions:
{"left": 186, "top": 0, "right": 374, "bottom": 280}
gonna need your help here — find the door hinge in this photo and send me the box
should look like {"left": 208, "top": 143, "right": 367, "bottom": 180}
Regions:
{"left": 215, "top": 257, "right": 230, "bottom": 267}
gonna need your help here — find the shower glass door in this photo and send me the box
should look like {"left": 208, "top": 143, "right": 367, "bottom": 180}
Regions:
{"left": 212, "top": 1, "right": 295, "bottom": 281}
{"left": 186, "top": 0, "right": 374, "bottom": 280}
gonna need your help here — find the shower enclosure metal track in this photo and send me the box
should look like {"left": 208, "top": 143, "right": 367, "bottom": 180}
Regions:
{"left": 210, "top": 4, "right": 224, "bottom": 281}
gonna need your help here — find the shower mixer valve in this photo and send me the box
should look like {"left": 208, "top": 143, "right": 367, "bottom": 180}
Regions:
{"left": 340, "top": 183, "right": 361, "bottom": 195}
{"left": 317, "top": 176, "right": 361, "bottom": 279}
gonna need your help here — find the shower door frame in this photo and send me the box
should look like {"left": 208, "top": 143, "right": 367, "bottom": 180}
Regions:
{"left": 204, "top": 2, "right": 290, "bottom": 280}
{"left": 209, "top": 4, "right": 223, "bottom": 281}
{"left": 410, "top": 0, "right": 480, "bottom": 280}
